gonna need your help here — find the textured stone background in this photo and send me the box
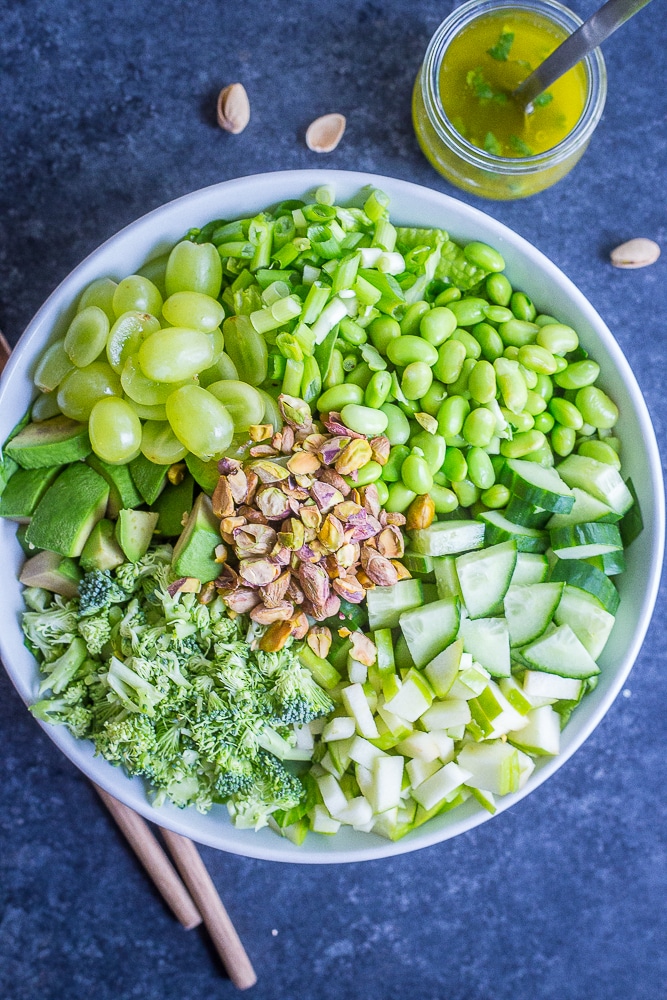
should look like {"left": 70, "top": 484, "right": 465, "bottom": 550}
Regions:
{"left": 0, "top": 2, "right": 665, "bottom": 998}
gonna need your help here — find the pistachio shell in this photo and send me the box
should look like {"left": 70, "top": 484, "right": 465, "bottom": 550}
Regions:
{"left": 610, "top": 238, "right": 660, "bottom": 269}
{"left": 217, "top": 83, "right": 250, "bottom": 134}
{"left": 305, "top": 113, "right": 346, "bottom": 153}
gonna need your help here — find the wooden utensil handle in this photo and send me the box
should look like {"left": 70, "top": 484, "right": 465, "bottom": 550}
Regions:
{"left": 160, "top": 828, "right": 257, "bottom": 991}
{"left": 94, "top": 784, "right": 202, "bottom": 931}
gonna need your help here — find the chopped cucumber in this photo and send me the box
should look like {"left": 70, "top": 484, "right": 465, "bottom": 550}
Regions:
{"left": 408, "top": 519, "right": 485, "bottom": 556}
{"left": 366, "top": 578, "right": 424, "bottom": 630}
{"left": 546, "top": 486, "right": 619, "bottom": 529}
{"left": 521, "top": 623, "right": 600, "bottom": 679}
{"left": 499, "top": 458, "right": 575, "bottom": 512}
{"left": 555, "top": 454, "right": 634, "bottom": 515}
{"left": 504, "top": 582, "right": 563, "bottom": 647}
{"left": 399, "top": 597, "right": 460, "bottom": 668}
{"left": 455, "top": 540, "right": 517, "bottom": 619}
{"left": 480, "top": 510, "right": 549, "bottom": 552}
{"left": 510, "top": 552, "right": 549, "bottom": 586}
{"left": 459, "top": 616, "right": 511, "bottom": 678}
{"left": 549, "top": 558, "right": 620, "bottom": 615}
{"left": 554, "top": 585, "right": 616, "bottom": 660}
{"left": 550, "top": 521, "right": 623, "bottom": 560}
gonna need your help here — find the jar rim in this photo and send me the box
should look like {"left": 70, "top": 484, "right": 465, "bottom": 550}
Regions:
{"left": 420, "top": 0, "right": 608, "bottom": 176}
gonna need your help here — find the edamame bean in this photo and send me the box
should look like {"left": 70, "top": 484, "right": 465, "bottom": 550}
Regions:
{"left": 485, "top": 272, "right": 512, "bottom": 306}
{"left": 519, "top": 364, "right": 538, "bottom": 389}
{"left": 554, "top": 359, "right": 600, "bottom": 390}
{"left": 375, "top": 479, "right": 389, "bottom": 505}
{"left": 447, "top": 357, "right": 475, "bottom": 397}
{"left": 402, "top": 361, "right": 433, "bottom": 400}
{"left": 533, "top": 372, "right": 554, "bottom": 402}
{"left": 400, "top": 301, "right": 430, "bottom": 336}
{"left": 499, "top": 318, "right": 539, "bottom": 347}
{"left": 348, "top": 460, "right": 383, "bottom": 486}
{"left": 443, "top": 447, "right": 468, "bottom": 482}
{"left": 535, "top": 314, "right": 559, "bottom": 327}
{"left": 533, "top": 411, "right": 555, "bottom": 433}
{"left": 551, "top": 425, "right": 576, "bottom": 457}
{"left": 430, "top": 484, "right": 459, "bottom": 514}
{"left": 382, "top": 444, "right": 410, "bottom": 482}
{"left": 437, "top": 395, "right": 470, "bottom": 438}
{"left": 481, "top": 483, "right": 510, "bottom": 509}
{"left": 419, "top": 306, "right": 457, "bottom": 346}
{"left": 368, "top": 315, "right": 401, "bottom": 354}
{"left": 578, "top": 439, "right": 621, "bottom": 469}
{"left": 345, "top": 361, "right": 373, "bottom": 389}
{"left": 385, "top": 481, "right": 417, "bottom": 513}
{"left": 483, "top": 304, "right": 514, "bottom": 324}
{"left": 452, "top": 328, "right": 482, "bottom": 359}
{"left": 468, "top": 360, "right": 497, "bottom": 403}
{"left": 338, "top": 318, "right": 367, "bottom": 347}
{"left": 467, "top": 447, "right": 495, "bottom": 490}
{"left": 495, "top": 357, "right": 528, "bottom": 414}
{"left": 410, "top": 430, "right": 447, "bottom": 473}
{"left": 548, "top": 396, "right": 584, "bottom": 430}
{"left": 317, "top": 383, "right": 364, "bottom": 412}
{"left": 463, "top": 406, "right": 496, "bottom": 447}
{"left": 521, "top": 443, "right": 555, "bottom": 468}
{"left": 419, "top": 380, "right": 448, "bottom": 416}
{"left": 380, "top": 403, "right": 411, "bottom": 445}
{"left": 524, "top": 389, "right": 547, "bottom": 416}
{"left": 575, "top": 386, "right": 619, "bottom": 428}
{"left": 364, "top": 370, "right": 392, "bottom": 408}
{"left": 517, "top": 344, "right": 558, "bottom": 374}
{"left": 473, "top": 322, "right": 504, "bottom": 362}
{"left": 464, "top": 241, "right": 505, "bottom": 272}
{"left": 448, "top": 297, "right": 488, "bottom": 327}
{"left": 500, "top": 429, "right": 547, "bottom": 458}
{"left": 401, "top": 450, "right": 434, "bottom": 494}
{"left": 552, "top": 356, "right": 568, "bottom": 373}
{"left": 434, "top": 339, "right": 467, "bottom": 384}
{"left": 387, "top": 336, "right": 438, "bottom": 367}
{"left": 503, "top": 346, "right": 520, "bottom": 360}
{"left": 340, "top": 403, "right": 389, "bottom": 436}
{"left": 434, "top": 285, "right": 461, "bottom": 306}
{"left": 452, "top": 478, "right": 480, "bottom": 507}
{"left": 536, "top": 323, "right": 579, "bottom": 355}
{"left": 510, "top": 291, "right": 536, "bottom": 322}
{"left": 500, "top": 407, "right": 534, "bottom": 432}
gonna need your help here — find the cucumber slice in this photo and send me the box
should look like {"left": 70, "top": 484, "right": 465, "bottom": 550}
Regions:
{"left": 480, "top": 510, "right": 549, "bottom": 552}
{"left": 408, "top": 519, "right": 485, "bottom": 556}
{"left": 549, "top": 558, "right": 620, "bottom": 615}
{"left": 433, "top": 555, "right": 462, "bottom": 600}
{"left": 504, "top": 495, "right": 551, "bottom": 528}
{"left": 499, "top": 458, "right": 575, "bottom": 512}
{"left": 523, "top": 670, "right": 583, "bottom": 703}
{"left": 555, "top": 454, "right": 634, "bottom": 515}
{"left": 459, "top": 616, "right": 511, "bottom": 677}
{"left": 554, "top": 585, "right": 616, "bottom": 660}
{"left": 550, "top": 521, "right": 623, "bottom": 560}
{"left": 510, "top": 552, "right": 549, "bottom": 586}
{"left": 504, "top": 581, "right": 563, "bottom": 646}
{"left": 585, "top": 549, "right": 626, "bottom": 576}
{"left": 546, "top": 486, "right": 619, "bottom": 529}
{"left": 455, "top": 540, "right": 517, "bottom": 619}
{"left": 424, "top": 638, "right": 463, "bottom": 698}
{"left": 402, "top": 550, "right": 435, "bottom": 577}
{"left": 366, "top": 578, "right": 424, "bottom": 630}
{"left": 619, "top": 477, "right": 644, "bottom": 547}
{"left": 399, "top": 597, "right": 460, "bottom": 668}
{"left": 521, "top": 623, "right": 600, "bottom": 679}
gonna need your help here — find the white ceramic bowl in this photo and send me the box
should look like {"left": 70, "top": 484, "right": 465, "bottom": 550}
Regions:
{"left": 0, "top": 170, "right": 663, "bottom": 863}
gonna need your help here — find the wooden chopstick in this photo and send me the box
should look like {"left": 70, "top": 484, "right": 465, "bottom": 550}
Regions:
{"left": 0, "top": 332, "right": 256, "bottom": 988}
{"left": 94, "top": 784, "right": 202, "bottom": 930}
{"left": 160, "top": 828, "right": 258, "bottom": 990}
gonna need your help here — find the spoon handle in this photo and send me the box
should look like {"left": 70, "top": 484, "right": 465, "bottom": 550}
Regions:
{"left": 514, "top": 0, "right": 655, "bottom": 110}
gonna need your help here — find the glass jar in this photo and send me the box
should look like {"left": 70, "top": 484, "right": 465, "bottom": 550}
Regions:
{"left": 412, "top": 0, "right": 607, "bottom": 200}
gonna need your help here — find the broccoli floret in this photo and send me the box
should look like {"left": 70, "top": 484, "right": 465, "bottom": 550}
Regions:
{"left": 114, "top": 545, "right": 173, "bottom": 595}
{"left": 269, "top": 657, "right": 335, "bottom": 725}
{"left": 215, "top": 758, "right": 255, "bottom": 800}
{"left": 77, "top": 613, "right": 112, "bottom": 656}
{"left": 31, "top": 696, "right": 93, "bottom": 739}
{"left": 228, "top": 751, "right": 305, "bottom": 830}
{"left": 22, "top": 597, "right": 79, "bottom": 660}
{"left": 78, "top": 569, "right": 129, "bottom": 617}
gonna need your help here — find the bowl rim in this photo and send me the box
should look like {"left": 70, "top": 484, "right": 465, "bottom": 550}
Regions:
{"left": 0, "top": 168, "right": 664, "bottom": 863}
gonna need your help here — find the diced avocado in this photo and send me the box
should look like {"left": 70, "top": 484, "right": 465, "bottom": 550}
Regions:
{"left": 15, "top": 523, "right": 34, "bottom": 556}
{"left": 171, "top": 493, "right": 221, "bottom": 582}
{"left": 115, "top": 508, "right": 160, "bottom": 563}
{"left": 129, "top": 452, "right": 169, "bottom": 504}
{"left": 153, "top": 475, "right": 195, "bottom": 536}
{"left": 79, "top": 518, "right": 126, "bottom": 572}
{"left": 0, "top": 466, "right": 62, "bottom": 521}
{"left": 87, "top": 454, "right": 143, "bottom": 517}
{"left": 185, "top": 453, "right": 220, "bottom": 495}
{"left": 5, "top": 415, "right": 91, "bottom": 469}
{"left": 25, "top": 464, "right": 109, "bottom": 557}
{"left": 19, "top": 549, "right": 82, "bottom": 599}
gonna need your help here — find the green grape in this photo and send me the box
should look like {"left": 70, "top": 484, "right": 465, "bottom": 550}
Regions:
{"left": 206, "top": 379, "right": 265, "bottom": 432}
{"left": 107, "top": 311, "right": 161, "bottom": 373}
{"left": 198, "top": 352, "right": 239, "bottom": 387}
{"left": 112, "top": 275, "right": 163, "bottom": 319}
{"left": 31, "top": 392, "right": 62, "bottom": 421}
{"left": 138, "top": 328, "right": 214, "bottom": 382}
{"left": 161, "top": 291, "right": 225, "bottom": 332}
{"left": 166, "top": 385, "right": 234, "bottom": 461}
{"left": 141, "top": 420, "right": 188, "bottom": 465}
{"left": 77, "top": 277, "right": 118, "bottom": 324}
{"left": 124, "top": 396, "right": 167, "bottom": 421}
{"left": 206, "top": 327, "right": 224, "bottom": 360}
{"left": 136, "top": 253, "right": 169, "bottom": 297}
{"left": 121, "top": 354, "right": 194, "bottom": 406}
{"left": 57, "top": 361, "right": 122, "bottom": 421}
{"left": 33, "top": 339, "right": 74, "bottom": 392}
{"left": 89, "top": 396, "right": 142, "bottom": 464}
{"left": 165, "top": 241, "right": 222, "bottom": 298}
{"left": 64, "top": 306, "right": 110, "bottom": 367}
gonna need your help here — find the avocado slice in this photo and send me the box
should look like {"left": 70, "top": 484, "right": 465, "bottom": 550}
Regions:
{"left": 19, "top": 549, "right": 82, "bottom": 599}
{"left": 171, "top": 493, "right": 221, "bottom": 582}
{"left": 129, "top": 452, "right": 169, "bottom": 504}
{"left": 0, "top": 466, "right": 62, "bottom": 521}
{"left": 6, "top": 415, "right": 91, "bottom": 469}
{"left": 115, "top": 508, "right": 159, "bottom": 563}
{"left": 25, "top": 464, "right": 109, "bottom": 557}
{"left": 185, "top": 453, "right": 220, "bottom": 495}
{"left": 87, "top": 454, "right": 143, "bottom": 517}
{"left": 153, "top": 475, "right": 195, "bottom": 536}
{"left": 79, "top": 518, "right": 126, "bottom": 572}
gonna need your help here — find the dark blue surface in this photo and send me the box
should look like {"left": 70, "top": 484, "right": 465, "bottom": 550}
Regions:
{"left": 1, "top": 2, "right": 665, "bottom": 998}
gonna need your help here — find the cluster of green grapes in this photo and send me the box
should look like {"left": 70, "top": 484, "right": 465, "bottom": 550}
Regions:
{"left": 32, "top": 241, "right": 265, "bottom": 465}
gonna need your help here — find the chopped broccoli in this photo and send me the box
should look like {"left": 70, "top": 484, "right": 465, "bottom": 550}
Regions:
{"left": 269, "top": 656, "right": 335, "bottom": 725}
{"left": 228, "top": 751, "right": 305, "bottom": 830}
{"left": 77, "top": 612, "right": 112, "bottom": 656}
{"left": 78, "top": 569, "right": 129, "bottom": 617}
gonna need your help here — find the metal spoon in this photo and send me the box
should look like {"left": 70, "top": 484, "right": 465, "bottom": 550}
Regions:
{"left": 513, "top": 0, "right": 655, "bottom": 113}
